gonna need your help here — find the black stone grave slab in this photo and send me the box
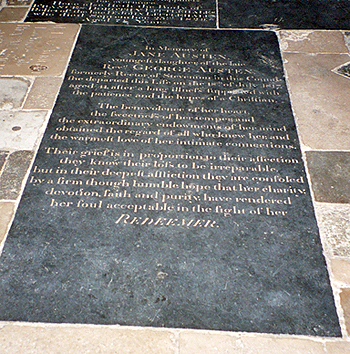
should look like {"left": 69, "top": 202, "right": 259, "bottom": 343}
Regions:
{"left": 25, "top": 0, "right": 216, "bottom": 27}
{"left": 0, "top": 26, "right": 341, "bottom": 336}
{"left": 219, "top": 0, "right": 350, "bottom": 29}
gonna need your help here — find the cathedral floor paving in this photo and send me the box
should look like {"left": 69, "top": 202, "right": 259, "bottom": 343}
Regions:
{"left": 0, "top": 1, "right": 349, "bottom": 352}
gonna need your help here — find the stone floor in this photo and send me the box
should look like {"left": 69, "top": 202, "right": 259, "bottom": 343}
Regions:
{"left": 0, "top": 1, "right": 350, "bottom": 353}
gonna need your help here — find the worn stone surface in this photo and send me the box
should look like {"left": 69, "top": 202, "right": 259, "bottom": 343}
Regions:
{"left": 26, "top": 0, "right": 216, "bottom": 27}
{"left": 219, "top": 0, "right": 350, "bottom": 29}
{"left": 241, "top": 336, "right": 324, "bottom": 354}
{"left": 315, "top": 203, "right": 350, "bottom": 258}
{"left": 0, "top": 150, "right": 33, "bottom": 200}
{"left": 283, "top": 53, "right": 350, "bottom": 150}
{"left": 330, "top": 258, "right": 350, "bottom": 285}
{"left": 325, "top": 341, "right": 350, "bottom": 354}
{"left": 179, "top": 331, "right": 241, "bottom": 354}
{"left": 0, "top": 23, "right": 80, "bottom": 76}
{"left": 279, "top": 30, "right": 348, "bottom": 53}
{"left": 0, "top": 325, "right": 176, "bottom": 354}
{"left": 0, "top": 6, "right": 28, "bottom": 21}
{"left": 0, "top": 110, "right": 47, "bottom": 150}
{"left": 23, "top": 77, "right": 62, "bottom": 110}
{"left": 0, "top": 202, "right": 15, "bottom": 244}
{"left": 0, "top": 78, "right": 30, "bottom": 110}
{"left": 0, "top": 151, "right": 8, "bottom": 173}
{"left": 0, "top": 27, "right": 340, "bottom": 337}
{"left": 306, "top": 151, "right": 350, "bottom": 203}
{"left": 7, "top": 0, "right": 33, "bottom": 5}
{"left": 340, "top": 288, "right": 350, "bottom": 336}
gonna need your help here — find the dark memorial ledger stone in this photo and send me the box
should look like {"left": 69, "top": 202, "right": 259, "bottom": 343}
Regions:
{"left": 0, "top": 26, "right": 341, "bottom": 336}
{"left": 25, "top": 0, "right": 216, "bottom": 27}
{"left": 219, "top": 0, "right": 350, "bottom": 29}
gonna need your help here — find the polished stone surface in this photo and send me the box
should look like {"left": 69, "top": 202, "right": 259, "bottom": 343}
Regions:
{"left": 26, "top": 0, "right": 216, "bottom": 27}
{"left": 219, "top": 0, "right": 350, "bottom": 29}
{"left": 306, "top": 152, "right": 350, "bottom": 203}
{"left": 0, "top": 26, "right": 340, "bottom": 336}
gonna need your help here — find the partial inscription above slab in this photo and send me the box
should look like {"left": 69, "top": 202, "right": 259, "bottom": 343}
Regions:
{"left": 0, "top": 26, "right": 341, "bottom": 337}
{"left": 26, "top": 0, "right": 216, "bottom": 27}
{"left": 0, "top": 23, "right": 80, "bottom": 76}
{"left": 219, "top": 0, "right": 350, "bottom": 29}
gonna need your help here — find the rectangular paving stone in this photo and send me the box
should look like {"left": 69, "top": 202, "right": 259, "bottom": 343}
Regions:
{"left": 179, "top": 331, "right": 241, "bottom": 354}
{"left": 0, "top": 150, "right": 33, "bottom": 200}
{"left": 0, "top": 7, "right": 29, "bottom": 21}
{"left": 0, "top": 26, "right": 341, "bottom": 337}
{"left": 0, "top": 78, "right": 30, "bottom": 110}
{"left": 283, "top": 53, "right": 350, "bottom": 150}
{"left": 306, "top": 151, "right": 350, "bottom": 203}
{"left": 329, "top": 258, "right": 350, "bottom": 286}
{"left": 0, "top": 23, "right": 80, "bottom": 76}
{"left": 7, "top": 0, "right": 33, "bottom": 5}
{"left": 26, "top": 0, "right": 216, "bottom": 27}
{"left": 279, "top": 30, "right": 349, "bottom": 54}
{"left": 325, "top": 341, "right": 350, "bottom": 354}
{"left": 241, "top": 336, "right": 325, "bottom": 354}
{"left": 0, "top": 202, "right": 15, "bottom": 244}
{"left": 340, "top": 288, "right": 350, "bottom": 336}
{"left": 23, "top": 77, "right": 63, "bottom": 110}
{"left": 0, "top": 111, "right": 48, "bottom": 150}
{"left": 314, "top": 203, "right": 350, "bottom": 258}
{"left": 0, "top": 325, "right": 176, "bottom": 354}
{"left": 219, "top": 0, "right": 350, "bottom": 29}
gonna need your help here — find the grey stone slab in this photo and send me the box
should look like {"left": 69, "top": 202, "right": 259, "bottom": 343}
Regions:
{"left": 0, "top": 151, "right": 8, "bottom": 174}
{"left": 219, "top": 0, "right": 350, "bottom": 29}
{"left": 0, "top": 78, "right": 30, "bottom": 110}
{"left": 26, "top": 0, "right": 216, "bottom": 27}
{"left": 306, "top": 151, "right": 350, "bottom": 203}
{"left": 0, "top": 26, "right": 341, "bottom": 337}
{"left": 0, "top": 150, "right": 33, "bottom": 200}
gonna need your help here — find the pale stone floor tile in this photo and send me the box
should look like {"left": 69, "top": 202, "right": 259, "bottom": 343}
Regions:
{"left": 306, "top": 151, "right": 350, "bottom": 203}
{"left": 0, "top": 23, "right": 80, "bottom": 76}
{"left": 23, "top": 77, "right": 63, "bottom": 110}
{"left": 283, "top": 53, "right": 350, "bottom": 150}
{"left": 325, "top": 340, "right": 350, "bottom": 353}
{"left": 330, "top": 259, "right": 350, "bottom": 286}
{"left": 0, "top": 110, "right": 47, "bottom": 150}
{"left": 6, "top": 0, "right": 33, "bottom": 5}
{"left": 314, "top": 203, "right": 350, "bottom": 258}
{"left": 241, "top": 335, "right": 324, "bottom": 354}
{"left": 179, "top": 330, "right": 241, "bottom": 354}
{"left": 0, "top": 324, "right": 177, "bottom": 354}
{"left": 0, "top": 150, "right": 33, "bottom": 200}
{"left": 0, "top": 77, "right": 30, "bottom": 110}
{"left": 340, "top": 289, "right": 350, "bottom": 337}
{"left": 279, "top": 30, "right": 348, "bottom": 54}
{"left": 0, "top": 6, "right": 28, "bottom": 21}
{"left": 0, "top": 201, "right": 15, "bottom": 244}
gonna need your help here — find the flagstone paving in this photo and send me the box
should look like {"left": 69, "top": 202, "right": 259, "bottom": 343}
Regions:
{"left": 0, "top": 6, "right": 349, "bottom": 353}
